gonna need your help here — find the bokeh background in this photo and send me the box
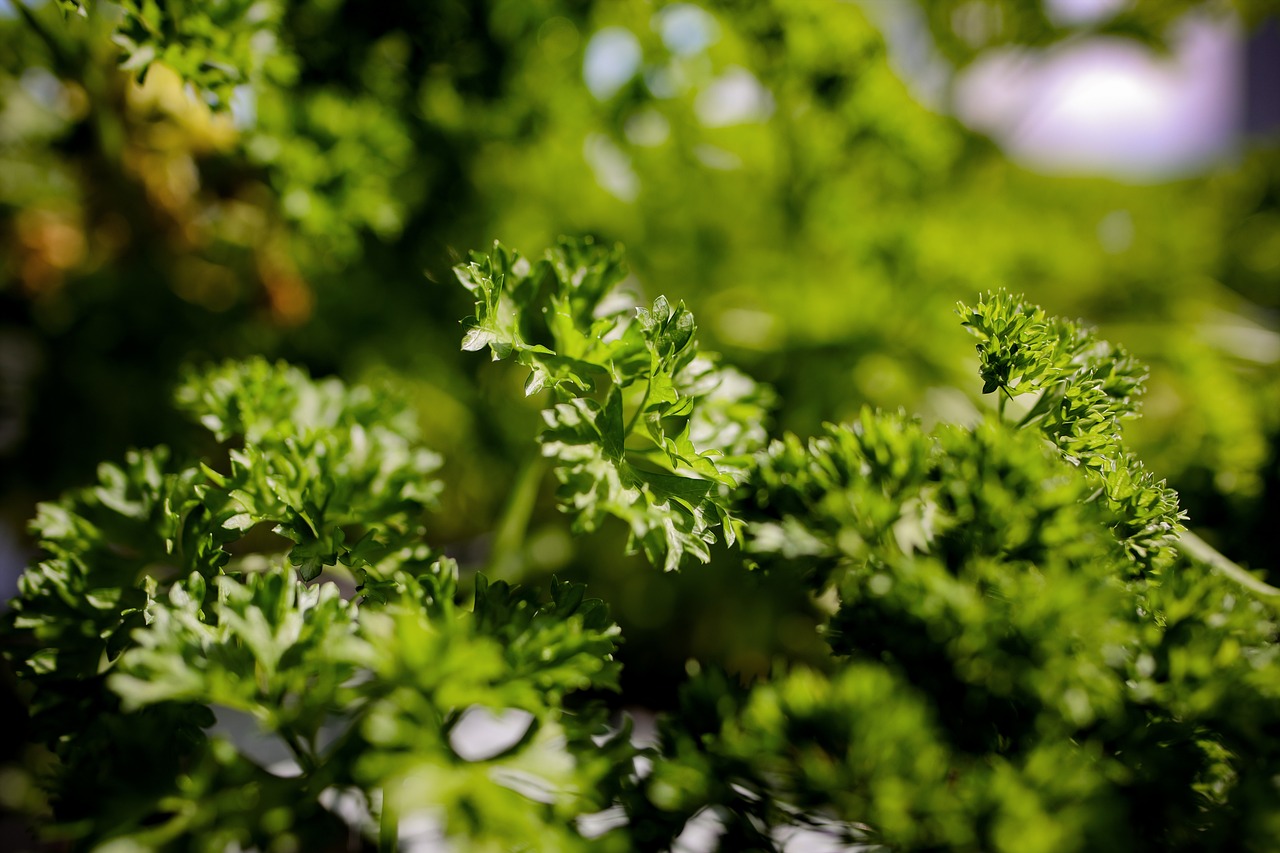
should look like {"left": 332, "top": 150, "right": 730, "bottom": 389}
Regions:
{"left": 1, "top": 0, "right": 1278, "bottom": 713}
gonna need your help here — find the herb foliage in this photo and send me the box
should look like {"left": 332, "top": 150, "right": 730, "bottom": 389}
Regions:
{"left": 4, "top": 240, "right": 1277, "bottom": 851}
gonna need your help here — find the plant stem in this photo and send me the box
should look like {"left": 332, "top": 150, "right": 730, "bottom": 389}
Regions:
{"left": 624, "top": 379, "right": 652, "bottom": 438}
{"left": 1179, "top": 530, "right": 1280, "bottom": 601}
{"left": 379, "top": 788, "right": 398, "bottom": 853}
{"left": 486, "top": 457, "right": 546, "bottom": 580}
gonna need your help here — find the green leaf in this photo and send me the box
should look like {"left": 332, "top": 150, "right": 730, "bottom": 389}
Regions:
{"left": 178, "top": 358, "right": 443, "bottom": 583}
{"left": 958, "top": 291, "right": 1182, "bottom": 567}
{"left": 461, "top": 239, "right": 773, "bottom": 571}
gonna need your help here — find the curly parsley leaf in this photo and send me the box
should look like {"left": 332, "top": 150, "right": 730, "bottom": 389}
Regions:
{"left": 958, "top": 291, "right": 1184, "bottom": 565}
{"left": 177, "top": 358, "right": 443, "bottom": 582}
{"left": 459, "top": 238, "right": 773, "bottom": 571}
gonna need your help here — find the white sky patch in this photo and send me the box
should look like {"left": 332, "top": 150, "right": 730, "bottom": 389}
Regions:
{"left": 696, "top": 67, "right": 774, "bottom": 127}
{"left": 448, "top": 706, "right": 534, "bottom": 761}
{"left": 577, "top": 805, "right": 630, "bottom": 839}
{"left": 585, "top": 133, "right": 640, "bottom": 201}
{"left": 318, "top": 786, "right": 375, "bottom": 835}
{"left": 655, "top": 4, "right": 720, "bottom": 56}
{"left": 953, "top": 16, "right": 1242, "bottom": 180}
{"left": 399, "top": 809, "right": 452, "bottom": 853}
{"left": 19, "top": 67, "right": 65, "bottom": 111}
{"left": 230, "top": 84, "right": 257, "bottom": 130}
{"left": 626, "top": 107, "right": 672, "bottom": 146}
{"left": 855, "top": 0, "right": 951, "bottom": 108}
{"left": 774, "top": 823, "right": 868, "bottom": 852}
{"left": 584, "top": 27, "right": 643, "bottom": 100}
{"left": 857, "top": 1, "right": 1243, "bottom": 181}
{"left": 672, "top": 807, "right": 726, "bottom": 853}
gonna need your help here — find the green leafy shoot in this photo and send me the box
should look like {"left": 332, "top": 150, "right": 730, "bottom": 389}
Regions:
{"left": 177, "top": 357, "right": 443, "bottom": 582}
{"left": 458, "top": 238, "right": 774, "bottom": 571}
{"left": 101, "top": 555, "right": 628, "bottom": 850}
{"left": 958, "top": 291, "right": 1183, "bottom": 564}
{"left": 3, "top": 360, "right": 442, "bottom": 804}
{"left": 4, "top": 351, "right": 632, "bottom": 849}
{"left": 108, "top": 569, "right": 361, "bottom": 764}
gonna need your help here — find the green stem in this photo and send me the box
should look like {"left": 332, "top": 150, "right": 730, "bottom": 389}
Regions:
{"left": 623, "top": 446, "right": 670, "bottom": 463}
{"left": 624, "top": 379, "right": 652, "bottom": 438}
{"left": 132, "top": 798, "right": 198, "bottom": 846}
{"left": 998, "top": 387, "right": 1012, "bottom": 422}
{"left": 1179, "top": 530, "right": 1280, "bottom": 601}
{"left": 486, "top": 457, "right": 546, "bottom": 580}
{"left": 379, "top": 788, "right": 398, "bottom": 853}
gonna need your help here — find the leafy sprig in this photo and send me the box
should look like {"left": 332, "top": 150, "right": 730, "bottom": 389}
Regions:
{"left": 4, "top": 357, "right": 632, "bottom": 849}
{"left": 459, "top": 238, "right": 774, "bottom": 571}
{"left": 958, "top": 291, "right": 1184, "bottom": 565}
{"left": 177, "top": 358, "right": 443, "bottom": 582}
{"left": 644, "top": 290, "right": 1279, "bottom": 852}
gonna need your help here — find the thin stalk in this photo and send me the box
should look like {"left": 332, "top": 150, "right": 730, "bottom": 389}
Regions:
{"left": 379, "top": 788, "right": 398, "bottom": 853}
{"left": 1179, "top": 530, "right": 1280, "bottom": 601}
{"left": 486, "top": 457, "right": 546, "bottom": 580}
{"left": 624, "top": 379, "right": 652, "bottom": 438}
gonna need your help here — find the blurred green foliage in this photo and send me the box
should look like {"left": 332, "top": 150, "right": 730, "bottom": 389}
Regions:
{"left": 1, "top": 0, "right": 1279, "bottom": 847}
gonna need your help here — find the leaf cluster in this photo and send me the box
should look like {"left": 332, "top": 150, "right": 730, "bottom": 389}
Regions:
{"left": 458, "top": 239, "right": 773, "bottom": 571}
{"left": 959, "top": 291, "right": 1185, "bottom": 565}
{"left": 4, "top": 241, "right": 1278, "bottom": 852}
{"left": 3, "top": 356, "right": 630, "bottom": 849}
{"left": 628, "top": 421, "right": 1276, "bottom": 850}
{"left": 176, "top": 358, "right": 444, "bottom": 581}
{"left": 456, "top": 247, "right": 1280, "bottom": 851}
